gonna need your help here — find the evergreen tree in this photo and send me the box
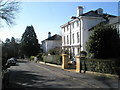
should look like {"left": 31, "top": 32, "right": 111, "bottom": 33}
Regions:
{"left": 86, "top": 24, "right": 120, "bottom": 59}
{"left": 5, "top": 38, "right": 10, "bottom": 43}
{"left": 21, "top": 25, "right": 40, "bottom": 57}
{"left": 2, "top": 37, "right": 19, "bottom": 59}
{"left": 11, "top": 37, "right": 15, "bottom": 43}
{"left": 10, "top": 37, "right": 19, "bottom": 57}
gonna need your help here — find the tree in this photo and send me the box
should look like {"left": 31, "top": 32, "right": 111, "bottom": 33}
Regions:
{"left": 10, "top": 37, "right": 19, "bottom": 57}
{"left": 11, "top": 37, "right": 15, "bottom": 43}
{"left": 0, "top": 0, "right": 20, "bottom": 27}
{"left": 21, "top": 25, "right": 40, "bottom": 57}
{"left": 86, "top": 24, "right": 120, "bottom": 59}
{"left": 5, "top": 38, "right": 10, "bottom": 43}
{"left": 2, "top": 37, "right": 19, "bottom": 60}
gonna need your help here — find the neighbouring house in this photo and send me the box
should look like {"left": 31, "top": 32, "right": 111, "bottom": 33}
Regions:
{"left": 109, "top": 16, "right": 120, "bottom": 33}
{"left": 60, "top": 6, "right": 117, "bottom": 58}
{"left": 41, "top": 32, "right": 62, "bottom": 53}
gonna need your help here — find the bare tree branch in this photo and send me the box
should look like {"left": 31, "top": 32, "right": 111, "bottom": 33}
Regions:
{"left": 0, "top": 0, "right": 20, "bottom": 27}
{"left": 0, "top": 0, "right": 9, "bottom": 7}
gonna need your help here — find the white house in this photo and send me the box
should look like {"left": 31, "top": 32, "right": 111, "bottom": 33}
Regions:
{"left": 42, "top": 32, "right": 62, "bottom": 53}
{"left": 109, "top": 16, "right": 120, "bottom": 32}
{"left": 60, "top": 6, "right": 116, "bottom": 58}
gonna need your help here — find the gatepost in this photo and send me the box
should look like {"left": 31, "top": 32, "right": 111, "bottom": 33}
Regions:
{"left": 62, "top": 54, "right": 68, "bottom": 69}
{"left": 76, "top": 55, "right": 81, "bottom": 73}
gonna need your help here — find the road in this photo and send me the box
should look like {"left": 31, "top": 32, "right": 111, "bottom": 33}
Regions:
{"left": 6, "top": 59, "right": 119, "bottom": 90}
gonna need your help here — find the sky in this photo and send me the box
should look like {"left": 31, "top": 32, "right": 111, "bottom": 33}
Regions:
{"left": 0, "top": 1, "right": 119, "bottom": 44}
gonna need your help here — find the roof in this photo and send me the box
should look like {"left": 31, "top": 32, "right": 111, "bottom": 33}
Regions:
{"left": 46, "top": 34, "right": 62, "bottom": 40}
{"left": 61, "top": 8, "right": 116, "bottom": 28}
{"left": 42, "top": 34, "right": 62, "bottom": 42}
{"left": 81, "top": 10, "right": 116, "bottom": 17}
{"left": 88, "top": 21, "right": 108, "bottom": 31}
{"left": 109, "top": 16, "right": 120, "bottom": 24}
{"left": 89, "top": 16, "right": 119, "bottom": 31}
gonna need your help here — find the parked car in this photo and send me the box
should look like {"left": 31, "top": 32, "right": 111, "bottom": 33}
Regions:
{"left": 11, "top": 57, "right": 17, "bottom": 62}
{"left": 71, "top": 57, "right": 76, "bottom": 65}
{"left": 68, "top": 57, "right": 76, "bottom": 65}
{"left": 6, "top": 58, "right": 17, "bottom": 66}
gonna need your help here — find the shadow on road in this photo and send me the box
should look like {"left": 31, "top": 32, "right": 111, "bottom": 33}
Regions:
{"left": 5, "top": 70, "right": 69, "bottom": 90}
{"left": 93, "top": 75, "right": 118, "bottom": 88}
{"left": 17, "top": 60, "right": 28, "bottom": 63}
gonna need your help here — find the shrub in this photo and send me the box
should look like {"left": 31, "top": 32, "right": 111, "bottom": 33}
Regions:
{"left": 80, "top": 51, "right": 87, "bottom": 57}
{"left": 81, "top": 58, "right": 120, "bottom": 75}
{"left": 86, "top": 24, "right": 120, "bottom": 59}
{"left": 30, "top": 56, "right": 35, "bottom": 61}
{"left": 36, "top": 53, "right": 43, "bottom": 61}
{"left": 48, "top": 47, "right": 62, "bottom": 55}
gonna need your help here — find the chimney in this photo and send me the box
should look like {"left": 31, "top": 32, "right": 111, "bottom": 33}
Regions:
{"left": 96, "top": 8, "right": 103, "bottom": 15}
{"left": 48, "top": 32, "right": 51, "bottom": 38}
{"left": 77, "top": 6, "right": 83, "bottom": 17}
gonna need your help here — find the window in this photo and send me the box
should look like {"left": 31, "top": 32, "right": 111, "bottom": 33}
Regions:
{"left": 72, "top": 34, "right": 75, "bottom": 44}
{"left": 64, "top": 36, "right": 66, "bottom": 45}
{"left": 67, "top": 35, "right": 69, "bottom": 44}
{"left": 73, "top": 48, "right": 75, "bottom": 56}
{"left": 76, "top": 20, "right": 79, "bottom": 27}
{"left": 72, "top": 22, "right": 74, "bottom": 29}
{"left": 67, "top": 25, "right": 69, "bottom": 31}
{"left": 77, "top": 48, "right": 80, "bottom": 54}
{"left": 77, "top": 32, "right": 80, "bottom": 43}
{"left": 64, "top": 27, "right": 65, "bottom": 32}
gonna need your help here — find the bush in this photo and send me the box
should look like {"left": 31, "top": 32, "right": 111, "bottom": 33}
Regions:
{"left": 81, "top": 58, "right": 120, "bottom": 75}
{"left": 86, "top": 24, "right": 120, "bottom": 59}
{"left": 48, "top": 47, "right": 62, "bottom": 55}
{"left": 36, "top": 53, "right": 43, "bottom": 61}
{"left": 30, "top": 56, "right": 35, "bottom": 61}
{"left": 80, "top": 51, "right": 87, "bottom": 57}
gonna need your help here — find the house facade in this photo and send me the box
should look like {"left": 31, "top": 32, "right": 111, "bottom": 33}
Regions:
{"left": 42, "top": 32, "right": 62, "bottom": 53}
{"left": 60, "top": 6, "right": 116, "bottom": 58}
{"left": 109, "top": 16, "right": 120, "bottom": 33}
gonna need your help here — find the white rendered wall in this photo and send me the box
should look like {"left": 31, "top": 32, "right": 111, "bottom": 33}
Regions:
{"left": 61, "top": 16, "right": 105, "bottom": 57}
{"left": 46, "top": 40, "right": 62, "bottom": 53}
{"left": 81, "top": 17, "right": 105, "bottom": 51}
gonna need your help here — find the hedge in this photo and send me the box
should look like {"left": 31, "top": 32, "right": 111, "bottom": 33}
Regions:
{"left": 81, "top": 58, "right": 120, "bottom": 75}
{"left": 43, "top": 55, "right": 62, "bottom": 65}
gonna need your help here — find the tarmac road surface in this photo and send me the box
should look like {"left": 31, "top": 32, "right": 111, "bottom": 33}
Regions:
{"left": 6, "top": 59, "right": 119, "bottom": 90}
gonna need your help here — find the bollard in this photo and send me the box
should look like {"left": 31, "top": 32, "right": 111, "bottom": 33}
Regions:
{"left": 62, "top": 54, "right": 68, "bottom": 69}
{"left": 76, "top": 55, "right": 81, "bottom": 73}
